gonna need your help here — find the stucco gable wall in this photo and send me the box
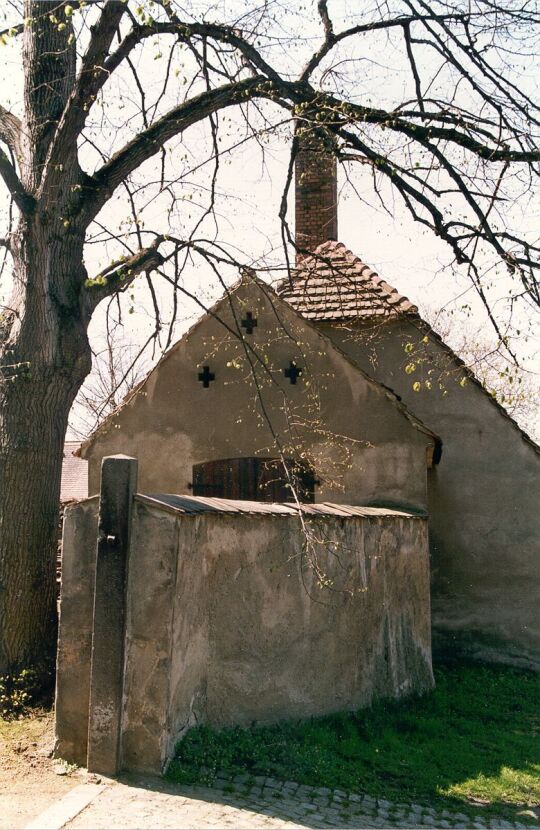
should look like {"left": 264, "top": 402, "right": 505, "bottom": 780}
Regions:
{"left": 321, "top": 319, "right": 540, "bottom": 669}
{"left": 84, "top": 282, "right": 432, "bottom": 511}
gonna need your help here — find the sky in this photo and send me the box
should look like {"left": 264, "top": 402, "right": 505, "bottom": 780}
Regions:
{"left": 0, "top": 0, "right": 538, "bottom": 438}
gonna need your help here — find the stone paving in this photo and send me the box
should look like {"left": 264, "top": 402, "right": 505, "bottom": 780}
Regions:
{"left": 64, "top": 773, "right": 539, "bottom": 829}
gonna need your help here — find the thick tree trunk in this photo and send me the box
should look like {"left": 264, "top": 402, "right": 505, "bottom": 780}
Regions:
{"left": 0, "top": 375, "right": 73, "bottom": 673}
{"left": 0, "top": 3, "right": 93, "bottom": 677}
{"left": 0, "top": 217, "right": 91, "bottom": 676}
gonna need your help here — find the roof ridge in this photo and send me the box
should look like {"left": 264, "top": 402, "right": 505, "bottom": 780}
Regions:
{"left": 279, "top": 243, "right": 538, "bottom": 453}
{"left": 418, "top": 319, "right": 540, "bottom": 456}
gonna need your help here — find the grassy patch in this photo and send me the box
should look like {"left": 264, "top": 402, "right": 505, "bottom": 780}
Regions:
{"left": 167, "top": 663, "right": 539, "bottom": 818}
{"left": 0, "top": 708, "right": 53, "bottom": 744}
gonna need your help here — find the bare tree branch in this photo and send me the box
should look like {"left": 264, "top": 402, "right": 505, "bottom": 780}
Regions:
{"left": 0, "top": 105, "right": 22, "bottom": 159}
{"left": 0, "top": 147, "right": 33, "bottom": 213}
{"left": 299, "top": 10, "right": 469, "bottom": 81}
{"left": 403, "top": 22, "right": 425, "bottom": 115}
{"left": 42, "top": 0, "right": 127, "bottom": 192}
{"left": 100, "top": 18, "right": 285, "bottom": 87}
{"left": 82, "top": 74, "right": 279, "bottom": 219}
{"left": 82, "top": 235, "right": 165, "bottom": 315}
{"left": 313, "top": 94, "right": 540, "bottom": 163}
{"left": 0, "top": 22, "right": 23, "bottom": 40}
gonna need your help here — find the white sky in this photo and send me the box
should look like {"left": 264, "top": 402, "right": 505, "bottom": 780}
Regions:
{"left": 0, "top": 0, "right": 538, "bottom": 438}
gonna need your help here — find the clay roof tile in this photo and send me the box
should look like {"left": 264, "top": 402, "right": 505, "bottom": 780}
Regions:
{"left": 278, "top": 241, "right": 417, "bottom": 322}
{"left": 60, "top": 442, "right": 88, "bottom": 502}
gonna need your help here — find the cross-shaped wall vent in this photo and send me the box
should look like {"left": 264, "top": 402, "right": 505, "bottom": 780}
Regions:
{"left": 198, "top": 366, "right": 215, "bottom": 388}
{"left": 241, "top": 311, "right": 258, "bottom": 335}
{"left": 284, "top": 361, "right": 302, "bottom": 385}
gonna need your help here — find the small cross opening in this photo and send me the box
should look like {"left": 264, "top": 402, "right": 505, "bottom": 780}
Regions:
{"left": 198, "top": 366, "right": 215, "bottom": 388}
{"left": 241, "top": 311, "right": 258, "bottom": 335}
{"left": 284, "top": 361, "right": 302, "bottom": 385}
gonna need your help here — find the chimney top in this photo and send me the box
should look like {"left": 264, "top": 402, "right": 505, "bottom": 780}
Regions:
{"left": 294, "top": 125, "right": 338, "bottom": 262}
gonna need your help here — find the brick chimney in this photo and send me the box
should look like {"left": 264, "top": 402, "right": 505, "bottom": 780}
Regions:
{"left": 294, "top": 124, "right": 338, "bottom": 260}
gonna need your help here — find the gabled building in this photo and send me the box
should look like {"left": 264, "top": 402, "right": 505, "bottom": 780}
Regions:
{"left": 280, "top": 143, "right": 540, "bottom": 669}
{"left": 79, "top": 273, "right": 440, "bottom": 515}
{"left": 79, "top": 136, "right": 539, "bottom": 670}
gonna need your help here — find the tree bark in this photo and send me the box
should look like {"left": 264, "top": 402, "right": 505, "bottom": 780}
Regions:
{"left": 0, "top": 216, "right": 91, "bottom": 675}
{"left": 0, "top": 374, "right": 71, "bottom": 673}
{"left": 0, "top": 2, "right": 93, "bottom": 675}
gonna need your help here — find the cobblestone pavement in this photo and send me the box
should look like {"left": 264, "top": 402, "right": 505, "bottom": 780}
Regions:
{"left": 64, "top": 774, "right": 539, "bottom": 829}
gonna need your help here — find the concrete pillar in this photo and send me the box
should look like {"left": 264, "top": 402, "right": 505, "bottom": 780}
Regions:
{"left": 55, "top": 499, "right": 99, "bottom": 766}
{"left": 87, "top": 455, "right": 138, "bottom": 776}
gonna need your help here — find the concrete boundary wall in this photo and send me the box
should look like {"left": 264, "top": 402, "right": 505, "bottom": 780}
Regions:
{"left": 55, "top": 457, "right": 433, "bottom": 776}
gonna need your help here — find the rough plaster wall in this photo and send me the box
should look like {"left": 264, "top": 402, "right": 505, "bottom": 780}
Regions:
{"left": 200, "top": 514, "right": 433, "bottom": 727}
{"left": 55, "top": 498, "right": 99, "bottom": 765}
{"left": 167, "top": 515, "right": 209, "bottom": 763}
{"left": 121, "top": 501, "right": 179, "bottom": 773}
{"left": 323, "top": 321, "right": 540, "bottom": 669}
{"left": 120, "top": 502, "right": 211, "bottom": 772}
{"left": 121, "top": 506, "right": 432, "bottom": 773}
{"left": 84, "top": 281, "right": 430, "bottom": 511}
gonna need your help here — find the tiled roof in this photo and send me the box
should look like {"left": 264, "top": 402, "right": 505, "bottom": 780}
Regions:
{"left": 61, "top": 442, "right": 88, "bottom": 502}
{"left": 278, "top": 240, "right": 418, "bottom": 321}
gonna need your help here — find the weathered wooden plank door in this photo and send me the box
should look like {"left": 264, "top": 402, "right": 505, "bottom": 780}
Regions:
{"left": 192, "top": 457, "right": 316, "bottom": 503}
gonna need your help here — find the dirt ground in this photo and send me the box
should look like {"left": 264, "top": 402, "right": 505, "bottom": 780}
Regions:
{"left": 0, "top": 710, "right": 77, "bottom": 829}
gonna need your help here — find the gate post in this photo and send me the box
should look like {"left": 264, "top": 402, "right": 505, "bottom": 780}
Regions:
{"left": 87, "top": 455, "right": 138, "bottom": 775}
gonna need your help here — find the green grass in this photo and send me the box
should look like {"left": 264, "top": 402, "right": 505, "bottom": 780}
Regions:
{"left": 0, "top": 707, "right": 53, "bottom": 749}
{"left": 167, "top": 663, "right": 539, "bottom": 819}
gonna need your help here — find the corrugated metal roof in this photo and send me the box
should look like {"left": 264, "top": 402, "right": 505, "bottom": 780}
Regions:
{"left": 136, "top": 493, "right": 424, "bottom": 518}
{"left": 61, "top": 442, "right": 88, "bottom": 502}
{"left": 279, "top": 240, "right": 417, "bottom": 321}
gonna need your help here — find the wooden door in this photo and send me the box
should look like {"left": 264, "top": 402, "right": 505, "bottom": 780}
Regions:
{"left": 191, "top": 457, "right": 316, "bottom": 503}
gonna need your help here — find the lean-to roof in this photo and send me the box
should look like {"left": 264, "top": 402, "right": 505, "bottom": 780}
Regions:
{"left": 136, "top": 493, "right": 426, "bottom": 518}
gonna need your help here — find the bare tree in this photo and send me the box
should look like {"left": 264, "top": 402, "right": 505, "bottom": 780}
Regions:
{"left": 69, "top": 324, "right": 148, "bottom": 439}
{"left": 0, "top": 0, "right": 539, "bottom": 676}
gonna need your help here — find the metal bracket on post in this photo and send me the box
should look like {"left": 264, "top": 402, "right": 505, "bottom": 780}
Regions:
{"left": 87, "top": 455, "right": 138, "bottom": 776}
